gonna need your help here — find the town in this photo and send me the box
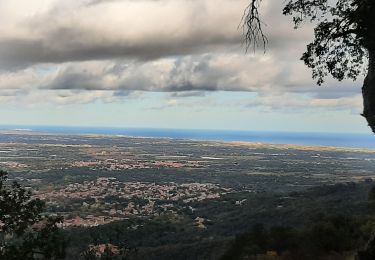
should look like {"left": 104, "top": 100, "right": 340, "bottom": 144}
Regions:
{"left": 36, "top": 177, "right": 229, "bottom": 227}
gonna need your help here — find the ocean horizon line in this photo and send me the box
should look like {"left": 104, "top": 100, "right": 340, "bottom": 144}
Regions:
{"left": 0, "top": 124, "right": 375, "bottom": 149}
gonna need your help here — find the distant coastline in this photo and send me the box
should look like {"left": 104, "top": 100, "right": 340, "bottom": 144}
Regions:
{"left": 0, "top": 125, "right": 374, "bottom": 149}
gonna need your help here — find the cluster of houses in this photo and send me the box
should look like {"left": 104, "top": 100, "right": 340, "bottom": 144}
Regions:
{"left": 38, "top": 177, "right": 230, "bottom": 227}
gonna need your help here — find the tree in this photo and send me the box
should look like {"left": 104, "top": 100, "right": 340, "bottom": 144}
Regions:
{"left": 369, "top": 186, "right": 375, "bottom": 201}
{"left": 0, "top": 169, "right": 65, "bottom": 259}
{"left": 243, "top": 0, "right": 375, "bottom": 132}
{"left": 79, "top": 243, "right": 134, "bottom": 260}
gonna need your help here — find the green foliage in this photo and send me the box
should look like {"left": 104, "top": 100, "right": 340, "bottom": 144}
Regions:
{"left": 367, "top": 186, "right": 375, "bottom": 214}
{"left": 222, "top": 214, "right": 368, "bottom": 259}
{"left": 61, "top": 181, "right": 374, "bottom": 259}
{"left": 0, "top": 170, "right": 66, "bottom": 259}
{"left": 220, "top": 224, "right": 269, "bottom": 259}
{"left": 0, "top": 170, "right": 45, "bottom": 235}
{"left": 79, "top": 243, "right": 136, "bottom": 260}
{"left": 282, "top": 0, "right": 373, "bottom": 85}
{"left": 369, "top": 186, "right": 375, "bottom": 201}
{"left": 308, "top": 214, "right": 364, "bottom": 252}
{"left": 245, "top": 0, "right": 375, "bottom": 85}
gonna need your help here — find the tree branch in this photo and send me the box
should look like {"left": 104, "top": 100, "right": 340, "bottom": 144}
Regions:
{"left": 241, "top": 0, "right": 268, "bottom": 53}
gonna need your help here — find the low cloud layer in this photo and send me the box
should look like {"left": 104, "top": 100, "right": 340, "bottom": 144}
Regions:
{"left": 0, "top": 0, "right": 363, "bottom": 112}
{"left": 0, "top": 0, "right": 245, "bottom": 69}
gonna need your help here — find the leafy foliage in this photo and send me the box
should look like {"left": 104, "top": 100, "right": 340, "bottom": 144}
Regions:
{"left": 368, "top": 185, "right": 375, "bottom": 201}
{"left": 283, "top": 0, "right": 372, "bottom": 85}
{"left": 244, "top": 0, "right": 375, "bottom": 85}
{"left": 221, "top": 214, "right": 366, "bottom": 259}
{"left": 79, "top": 242, "right": 136, "bottom": 260}
{"left": 0, "top": 170, "right": 65, "bottom": 259}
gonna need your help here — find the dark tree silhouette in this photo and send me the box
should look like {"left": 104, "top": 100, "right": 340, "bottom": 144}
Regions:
{"left": 243, "top": 0, "right": 375, "bottom": 132}
{"left": 0, "top": 169, "right": 65, "bottom": 259}
{"left": 79, "top": 243, "right": 135, "bottom": 260}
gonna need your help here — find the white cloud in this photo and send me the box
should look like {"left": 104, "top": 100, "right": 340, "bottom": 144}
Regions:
{"left": 246, "top": 93, "right": 362, "bottom": 113}
{"left": 0, "top": 0, "right": 364, "bottom": 113}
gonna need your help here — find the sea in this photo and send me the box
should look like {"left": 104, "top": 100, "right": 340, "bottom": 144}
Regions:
{"left": 1, "top": 125, "right": 375, "bottom": 149}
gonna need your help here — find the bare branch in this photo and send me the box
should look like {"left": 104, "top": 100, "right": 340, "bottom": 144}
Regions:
{"left": 241, "top": 0, "right": 268, "bottom": 53}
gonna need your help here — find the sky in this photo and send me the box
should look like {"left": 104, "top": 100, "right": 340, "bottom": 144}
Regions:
{"left": 0, "top": 0, "right": 369, "bottom": 133}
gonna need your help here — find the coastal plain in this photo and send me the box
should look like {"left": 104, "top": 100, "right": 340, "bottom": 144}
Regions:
{"left": 1, "top": 130, "right": 375, "bottom": 258}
